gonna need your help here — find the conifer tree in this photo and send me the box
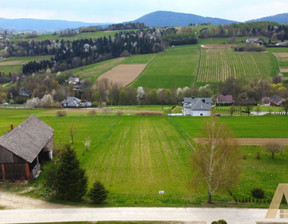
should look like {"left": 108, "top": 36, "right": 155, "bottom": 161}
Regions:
{"left": 88, "top": 181, "right": 109, "bottom": 204}
{"left": 55, "top": 144, "right": 87, "bottom": 202}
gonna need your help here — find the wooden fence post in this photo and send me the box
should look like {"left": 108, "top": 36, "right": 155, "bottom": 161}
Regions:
{"left": 1, "top": 164, "right": 5, "bottom": 180}
{"left": 25, "top": 163, "right": 31, "bottom": 180}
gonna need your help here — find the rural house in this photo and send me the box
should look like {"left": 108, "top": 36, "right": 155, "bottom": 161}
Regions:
{"left": 68, "top": 77, "right": 80, "bottom": 85}
{"left": 262, "top": 95, "right": 285, "bottom": 106}
{"left": 182, "top": 97, "right": 212, "bottom": 116}
{"left": 61, "top": 97, "right": 92, "bottom": 108}
{"left": 61, "top": 97, "right": 81, "bottom": 107}
{"left": 0, "top": 115, "right": 54, "bottom": 180}
{"left": 245, "top": 38, "right": 264, "bottom": 45}
{"left": 216, "top": 95, "right": 234, "bottom": 105}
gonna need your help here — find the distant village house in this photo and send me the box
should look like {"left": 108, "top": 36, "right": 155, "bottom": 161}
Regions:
{"left": 262, "top": 95, "right": 285, "bottom": 106}
{"left": 216, "top": 95, "right": 234, "bottom": 105}
{"left": 61, "top": 97, "right": 92, "bottom": 108}
{"left": 0, "top": 116, "right": 54, "bottom": 180}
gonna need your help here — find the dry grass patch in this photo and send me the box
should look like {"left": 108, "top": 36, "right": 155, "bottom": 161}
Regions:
{"left": 0, "top": 61, "right": 23, "bottom": 66}
{"left": 194, "top": 138, "right": 288, "bottom": 146}
{"left": 97, "top": 64, "right": 146, "bottom": 86}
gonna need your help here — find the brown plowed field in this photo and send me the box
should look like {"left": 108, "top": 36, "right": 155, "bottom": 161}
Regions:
{"left": 97, "top": 64, "right": 146, "bottom": 87}
{"left": 280, "top": 69, "right": 288, "bottom": 72}
{"left": 194, "top": 138, "right": 288, "bottom": 146}
{"left": 273, "top": 53, "right": 288, "bottom": 58}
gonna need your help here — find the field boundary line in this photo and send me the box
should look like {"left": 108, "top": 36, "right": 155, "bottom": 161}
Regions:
{"left": 194, "top": 138, "right": 288, "bottom": 146}
{"left": 127, "top": 54, "right": 158, "bottom": 87}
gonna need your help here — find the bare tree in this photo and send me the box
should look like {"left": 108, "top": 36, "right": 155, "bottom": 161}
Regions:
{"left": 282, "top": 99, "right": 288, "bottom": 115}
{"left": 265, "top": 142, "right": 284, "bottom": 159}
{"left": 192, "top": 116, "right": 240, "bottom": 204}
{"left": 83, "top": 137, "right": 91, "bottom": 155}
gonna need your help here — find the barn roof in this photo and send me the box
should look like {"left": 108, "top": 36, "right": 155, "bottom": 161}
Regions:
{"left": 0, "top": 115, "right": 54, "bottom": 163}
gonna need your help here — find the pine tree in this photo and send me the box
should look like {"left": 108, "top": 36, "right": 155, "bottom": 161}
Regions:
{"left": 55, "top": 144, "right": 87, "bottom": 202}
{"left": 88, "top": 181, "right": 109, "bottom": 204}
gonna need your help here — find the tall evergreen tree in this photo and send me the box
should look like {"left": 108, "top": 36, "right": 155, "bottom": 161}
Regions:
{"left": 55, "top": 144, "right": 87, "bottom": 202}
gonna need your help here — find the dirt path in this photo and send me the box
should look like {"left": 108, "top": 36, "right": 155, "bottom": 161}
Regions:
{"left": 0, "top": 191, "right": 71, "bottom": 209}
{"left": 194, "top": 138, "right": 288, "bottom": 146}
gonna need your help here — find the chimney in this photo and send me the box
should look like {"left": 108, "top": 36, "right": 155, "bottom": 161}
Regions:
{"left": 10, "top": 124, "right": 13, "bottom": 130}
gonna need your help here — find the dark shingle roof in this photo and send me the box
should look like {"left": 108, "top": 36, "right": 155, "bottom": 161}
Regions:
{"left": 0, "top": 115, "right": 54, "bottom": 163}
{"left": 270, "top": 95, "right": 284, "bottom": 106}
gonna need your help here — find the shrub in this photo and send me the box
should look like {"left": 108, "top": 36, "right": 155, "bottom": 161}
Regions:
{"left": 116, "top": 111, "right": 123, "bottom": 116}
{"left": 56, "top": 111, "right": 67, "bottom": 117}
{"left": 88, "top": 180, "right": 109, "bottom": 204}
{"left": 252, "top": 188, "right": 265, "bottom": 199}
{"left": 242, "top": 154, "right": 247, "bottom": 160}
{"left": 211, "top": 220, "right": 227, "bottom": 224}
{"left": 88, "top": 110, "right": 97, "bottom": 116}
{"left": 256, "top": 152, "right": 261, "bottom": 160}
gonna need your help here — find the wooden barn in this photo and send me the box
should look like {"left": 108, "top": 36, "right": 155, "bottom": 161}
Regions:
{"left": 0, "top": 115, "right": 54, "bottom": 180}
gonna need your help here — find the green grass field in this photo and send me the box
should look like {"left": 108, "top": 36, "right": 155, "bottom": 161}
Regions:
{"left": 131, "top": 45, "right": 199, "bottom": 88}
{"left": 197, "top": 48, "right": 279, "bottom": 82}
{"left": 0, "top": 56, "right": 52, "bottom": 74}
{"left": 0, "top": 109, "right": 288, "bottom": 207}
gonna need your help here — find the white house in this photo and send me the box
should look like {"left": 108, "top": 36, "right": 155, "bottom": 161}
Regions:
{"left": 182, "top": 97, "right": 212, "bottom": 116}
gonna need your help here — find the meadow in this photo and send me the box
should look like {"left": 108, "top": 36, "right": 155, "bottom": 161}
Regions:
{"left": 0, "top": 108, "right": 288, "bottom": 207}
{"left": 130, "top": 45, "right": 199, "bottom": 88}
{"left": 0, "top": 56, "right": 52, "bottom": 74}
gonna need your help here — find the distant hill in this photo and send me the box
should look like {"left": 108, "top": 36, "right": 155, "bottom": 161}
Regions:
{"left": 0, "top": 18, "right": 108, "bottom": 33}
{"left": 132, "top": 11, "right": 238, "bottom": 27}
{"left": 248, "top": 13, "right": 288, "bottom": 24}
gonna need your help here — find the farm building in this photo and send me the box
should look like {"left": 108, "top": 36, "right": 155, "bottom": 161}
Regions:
{"left": 262, "top": 95, "right": 285, "bottom": 106}
{"left": 0, "top": 115, "right": 54, "bottom": 180}
{"left": 216, "top": 95, "right": 234, "bottom": 105}
{"left": 182, "top": 97, "right": 212, "bottom": 116}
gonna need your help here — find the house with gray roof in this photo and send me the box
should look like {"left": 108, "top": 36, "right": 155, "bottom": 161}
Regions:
{"left": 262, "top": 95, "right": 285, "bottom": 106}
{"left": 0, "top": 115, "right": 54, "bottom": 180}
{"left": 61, "top": 97, "right": 81, "bottom": 107}
{"left": 182, "top": 97, "right": 212, "bottom": 116}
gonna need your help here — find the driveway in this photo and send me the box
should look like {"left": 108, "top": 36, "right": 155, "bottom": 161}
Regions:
{"left": 0, "top": 191, "right": 286, "bottom": 224}
{"left": 0, "top": 207, "right": 285, "bottom": 224}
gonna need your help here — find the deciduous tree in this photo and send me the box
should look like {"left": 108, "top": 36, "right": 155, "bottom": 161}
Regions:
{"left": 192, "top": 116, "right": 240, "bottom": 204}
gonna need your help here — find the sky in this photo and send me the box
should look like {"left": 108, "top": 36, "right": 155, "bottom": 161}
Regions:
{"left": 0, "top": 0, "right": 287, "bottom": 23}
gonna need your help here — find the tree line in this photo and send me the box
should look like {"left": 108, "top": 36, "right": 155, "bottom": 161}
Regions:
{"left": 19, "top": 29, "right": 165, "bottom": 74}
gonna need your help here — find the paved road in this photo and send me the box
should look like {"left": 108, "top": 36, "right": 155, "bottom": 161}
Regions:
{"left": 0, "top": 207, "right": 287, "bottom": 224}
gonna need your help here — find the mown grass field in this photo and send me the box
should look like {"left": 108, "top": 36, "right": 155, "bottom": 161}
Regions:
{"left": 196, "top": 48, "right": 279, "bottom": 82}
{"left": 0, "top": 108, "right": 288, "bottom": 207}
{"left": 131, "top": 45, "right": 199, "bottom": 88}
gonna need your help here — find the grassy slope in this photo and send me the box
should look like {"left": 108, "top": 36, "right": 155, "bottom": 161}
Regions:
{"left": 131, "top": 45, "right": 199, "bottom": 88}
{"left": 0, "top": 109, "right": 288, "bottom": 206}
{"left": 0, "top": 56, "right": 52, "bottom": 74}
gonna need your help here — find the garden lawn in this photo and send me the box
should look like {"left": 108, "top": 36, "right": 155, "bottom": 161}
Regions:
{"left": 131, "top": 45, "right": 199, "bottom": 89}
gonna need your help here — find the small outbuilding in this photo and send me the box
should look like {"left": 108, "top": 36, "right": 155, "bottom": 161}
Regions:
{"left": 0, "top": 115, "right": 54, "bottom": 180}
